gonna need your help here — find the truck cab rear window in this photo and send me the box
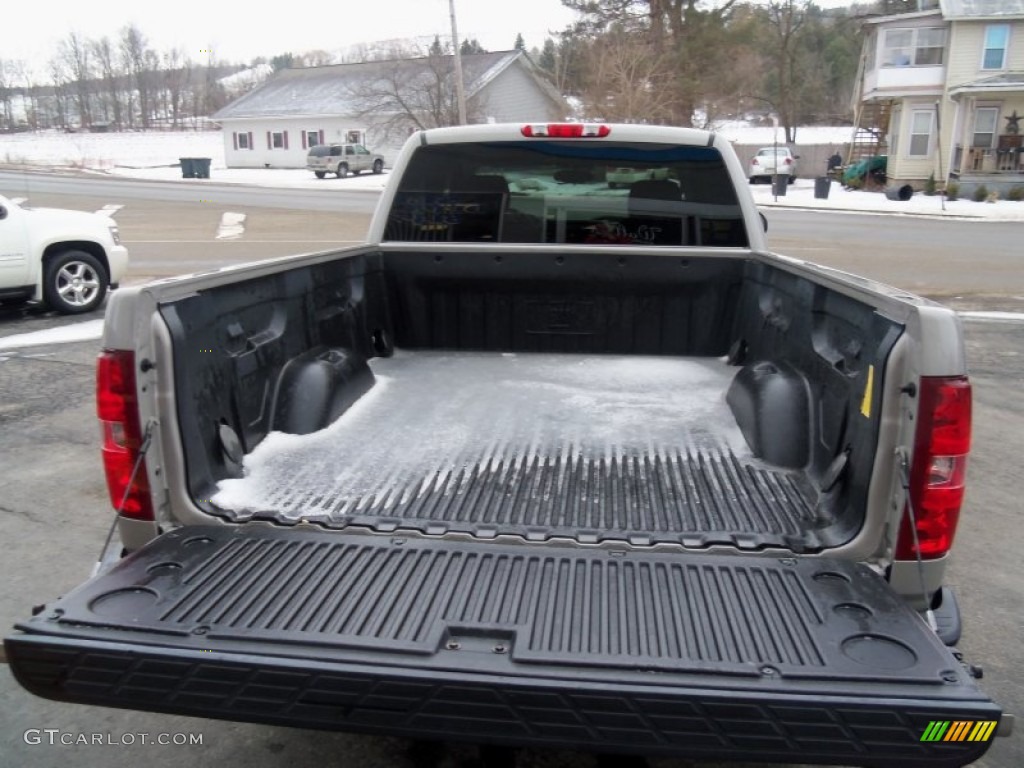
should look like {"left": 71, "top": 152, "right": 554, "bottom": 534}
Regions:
{"left": 384, "top": 141, "right": 748, "bottom": 247}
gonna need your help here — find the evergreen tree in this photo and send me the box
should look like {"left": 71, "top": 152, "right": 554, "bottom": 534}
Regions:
{"left": 460, "top": 39, "right": 487, "bottom": 55}
{"left": 539, "top": 38, "right": 557, "bottom": 73}
{"left": 270, "top": 53, "right": 294, "bottom": 72}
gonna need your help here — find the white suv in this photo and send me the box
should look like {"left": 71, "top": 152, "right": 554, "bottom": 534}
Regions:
{"left": 0, "top": 195, "right": 129, "bottom": 314}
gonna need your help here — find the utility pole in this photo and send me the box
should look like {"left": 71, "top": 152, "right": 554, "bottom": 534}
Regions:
{"left": 449, "top": 0, "right": 468, "bottom": 125}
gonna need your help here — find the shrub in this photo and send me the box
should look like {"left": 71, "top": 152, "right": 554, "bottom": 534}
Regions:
{"left": 972, "top": 184, "right": 989, "bottom": 202}
{"left": 924, "top": 173, "right": 937, "bottom": 196}
{"left": 945, "top": 181, "right": 960, "bottom": 201}
{"left": 1007, "top": 185, "right": 1024, "bottom": 202}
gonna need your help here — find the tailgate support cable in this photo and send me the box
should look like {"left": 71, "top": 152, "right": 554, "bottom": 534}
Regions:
{"left": 93, "top": 419, "right": 156, "bottom": 577}
{"left": 898, "top": 449, "right": 938, "bottom": 633}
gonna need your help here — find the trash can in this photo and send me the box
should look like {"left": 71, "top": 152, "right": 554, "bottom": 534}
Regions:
{"left": 772, "top": 175, "right": 788, "bottom": 196}
{"left": 179, "top": 158, "right": 195, "bottom": 178}
{"left": 193, "top": 158, "right": 212, "bottom": 179}
{"left": 885, "top": 184, "right": 914, "bottom": 201}
{"left": 814, "top": 177, "right": 831, "bottom": 200}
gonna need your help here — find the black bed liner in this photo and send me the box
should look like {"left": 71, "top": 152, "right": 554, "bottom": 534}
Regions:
{"left": 210, "top": 352, "right": 822, "bottom": 551}
{"left": 235, "top": 444, "right": 819, "bottom": 549}
{"left": 7, "top": 526, "right": 999, "bottom": 766}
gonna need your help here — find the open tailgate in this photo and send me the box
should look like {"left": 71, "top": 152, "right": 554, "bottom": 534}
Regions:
{"left": 6, "top": 526, "right": 1001, "bottom": 766}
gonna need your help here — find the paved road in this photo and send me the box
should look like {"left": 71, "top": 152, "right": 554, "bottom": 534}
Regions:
{"left": 0, "top": 187, "right": 373, "bottom": 278}
{"left": 764, "top": 209, "right": 1024, "bottom": 298}
{"left": 0, "top": 170, "right": 380, "bottom": 213}
{"left": 2, "top": 173, "right": 1021, "bottom": 299}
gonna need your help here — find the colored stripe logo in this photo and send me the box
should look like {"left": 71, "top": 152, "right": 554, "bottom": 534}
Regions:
{"left": 921, "top": 720, "right": 997, "bottom": 742}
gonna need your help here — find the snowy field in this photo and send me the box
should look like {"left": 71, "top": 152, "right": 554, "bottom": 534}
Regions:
{"left": 0, "top": 130, "right": 224, "bottom": 169}
{"left": 1, "top": 128, "right": 1023, "bottom": 218}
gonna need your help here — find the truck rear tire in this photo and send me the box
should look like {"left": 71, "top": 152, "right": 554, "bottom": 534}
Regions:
{"left": 373, "top": 159, "right": 384, "bottom": 174}
{"left": 43, "top": 250, "right": 108, "bottom": 314}
{"left": 314, "top": 171, "right": 326, "bottom": 179}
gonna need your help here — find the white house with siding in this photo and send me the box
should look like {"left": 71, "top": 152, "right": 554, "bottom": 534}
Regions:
{"left": 212, "top": 50, "right": 568, "bottom": 170}
{"left": 853, "top": 0, "right": 1024, "bottom": 192}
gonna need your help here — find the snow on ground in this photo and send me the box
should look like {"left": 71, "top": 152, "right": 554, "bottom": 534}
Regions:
{"left": 958, "top": 311, "right": 1024, "bottom": 324}
{"left": 0, "top": 319, "right": 104, "bottom": 349}
{"left": 714, "top": 123, "right": 853, "bottom": 146}
{"left": 749, "top": 177, "right": 1024, "bottom": 221}
{"left": 108, "top": 163, "right": 392, "bottom": 191}
{"left": 2, "top": 128, "right": 1023, "bottom": 217}
{"left": 0, "top": 130, "right": 223, "bottom": 169}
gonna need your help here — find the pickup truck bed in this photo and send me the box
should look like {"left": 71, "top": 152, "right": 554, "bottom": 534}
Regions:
{"left": 8, "top": 525, "right": 999, "bottom": 766}
{"left": 158, "top": 247, "right": 899, "bottom": 559}
{"left": 213, "top": 350, "right": 817, "bottom": 549}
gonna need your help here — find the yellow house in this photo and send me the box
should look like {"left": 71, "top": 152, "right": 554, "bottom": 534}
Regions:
{"left": 853, "top": 0, "right": 1024, "bottom": 194}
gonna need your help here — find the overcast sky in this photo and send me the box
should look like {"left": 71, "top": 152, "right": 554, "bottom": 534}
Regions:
{"left": 3, "top": 0, "right": 576, "bottom": 72}
{"left": 4, "top": 0, "right": 858, "bottom": 74}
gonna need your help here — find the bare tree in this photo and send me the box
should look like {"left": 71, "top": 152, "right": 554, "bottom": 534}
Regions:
{"left": 15, "top": 61, "right": 43, "bottom": 130}
{"left": 339, "top": 39, "right": 433, "bottom": 64}
{"left": 578, "top": 28, "right": 675, "bottom": 122}
{"left": 187, "top": 75, "right": 204, "bottom": 129}
{"left": 764, "top": 0, "right": 811, "bottom": 142}
{"left": 48, "top": 56, "right": 70, "bottom": 128}
{"left": 296, "top": 50, "right": 335, "bottom": 67}
{"left": 346, "top": 45, "right": 482, "bottom": 140}
{"left": 0, "top": 59, "right": 15, "bottom": 129}
{"left": 121, "top": 24, "right": 154, "bottom": 128}
{"left": 163, "top": 48, "right": 191, "bottom": 128}
{"left": 59, "top": 32, "right": 94, "bottom": 127}
{"left": 92, "top": 37, "right": 124, "bottom": 128}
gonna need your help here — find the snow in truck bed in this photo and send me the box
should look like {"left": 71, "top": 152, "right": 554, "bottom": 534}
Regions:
{"left": 212, "top": 351, "right": 819, "bottom": 547}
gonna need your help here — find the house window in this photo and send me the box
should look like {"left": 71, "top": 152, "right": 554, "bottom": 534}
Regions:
{"left": 306, "top": 130, "right": 319, "bottom": 148}
{"left": 265, "top": 130, "right": 289, "bottom": 150}
{"left": 908, "top": 109, "right": 934, "bottom": 156}
{"left": 882, "top": 30, "right": 913, "bottom": 66}
{"left": 915, "top": 28, "right": 946, "bottom": 66}
{"left": 982, "top": 24, "right": 1009, "bottom": 70}
{"left": 233, "top": 131, "right": 255, "bottom": 151}
{"left": 881, "top": 27, "right": 946, "bottom": 67}
{"left": 972, "top": 107, "right": 999, "bottom": 148}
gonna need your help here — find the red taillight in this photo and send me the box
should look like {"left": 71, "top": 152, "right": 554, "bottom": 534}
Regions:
{"left": 895, "top": 376, "right": 971, "bottom": 560}
{"left": 97, "top": 349, "right": 153, "bottom": 520}
{"left": 521, "top": 123, "right": 611, "bottom": 138}
{"left": 751, "top": 158, "right": 760, "bottom": 166}
{"left": 783, "top": 157, "right": 793, "bottom": 165}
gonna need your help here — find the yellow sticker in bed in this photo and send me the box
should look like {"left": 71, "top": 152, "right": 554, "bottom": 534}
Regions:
{"left": 860, "top": 364, "right": 874, "bottom": 418}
